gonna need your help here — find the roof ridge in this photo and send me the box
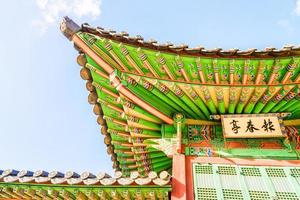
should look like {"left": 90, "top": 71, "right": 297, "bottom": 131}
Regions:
{"left": 70, "top": 19, "right": 300, "bottom": 58}
{"left": 0, "top": 169, "right": 171, "bottom": 186}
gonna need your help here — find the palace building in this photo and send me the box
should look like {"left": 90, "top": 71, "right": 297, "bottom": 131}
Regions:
{"left": 0, "top": 17, "right": 300, "bottom": 199}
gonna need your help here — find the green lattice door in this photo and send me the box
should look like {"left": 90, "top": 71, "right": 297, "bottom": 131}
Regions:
{"left": 193, "top": 163, "right": 300, "bottom": 200}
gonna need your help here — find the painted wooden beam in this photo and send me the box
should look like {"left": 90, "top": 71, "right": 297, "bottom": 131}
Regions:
{"left": 185, "top": 119, "right": 220, "bottom": 126}
{"left": 283, "top": 119, "right": 300, "bottom": 126}
{"left": 121, "top": 46, "right": 144, "bottom": 75}
{"left": 104, "top": 42, "right": 129, "bottom": 71}
{"left": 72, "top": 34, "right": 173, "bottom": 124}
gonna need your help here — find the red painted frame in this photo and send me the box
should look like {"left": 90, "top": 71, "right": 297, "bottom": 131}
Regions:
{"left": 172, "top": 155, "right": 300, "bottom": 200}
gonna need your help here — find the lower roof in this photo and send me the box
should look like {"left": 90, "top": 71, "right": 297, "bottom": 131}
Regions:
{"left": 0, "top": 169, "right": 171, "bottom": 199}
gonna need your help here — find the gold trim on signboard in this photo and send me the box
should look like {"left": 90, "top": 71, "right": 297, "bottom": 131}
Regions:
{"left": 221, "top": 113, "right": 285, "bottom": 138}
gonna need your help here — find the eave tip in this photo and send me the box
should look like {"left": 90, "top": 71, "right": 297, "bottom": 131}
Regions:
{"left": 60, "top": 16, "right": 81, "bottom": 41}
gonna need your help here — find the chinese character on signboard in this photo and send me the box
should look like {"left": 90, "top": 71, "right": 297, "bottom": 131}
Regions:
{"left": 221, "top": 114, "right": 284, "bottom": 138}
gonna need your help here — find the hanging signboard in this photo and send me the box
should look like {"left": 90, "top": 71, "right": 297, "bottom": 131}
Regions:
{"left": 221, "top": 114, "right": 285, "bottom": 138}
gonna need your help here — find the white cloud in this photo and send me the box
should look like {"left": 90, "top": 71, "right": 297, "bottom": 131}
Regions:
{"left": 73, "top": 0, "right": 101, "bottom": 18}
{"left": 294, "top": 0, "right": 300, "bottom": 16}
{"left": 33, "top": 0, "right": 101, "bottom": 34}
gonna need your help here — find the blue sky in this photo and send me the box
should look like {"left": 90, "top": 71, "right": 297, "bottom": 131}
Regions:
{"left": 0, "top": 0, "right": 300, "bottom": 175}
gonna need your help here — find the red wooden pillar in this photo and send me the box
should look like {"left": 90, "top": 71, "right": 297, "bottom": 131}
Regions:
{"left": 185, "top": 156, "right": 194, "bottom": 200}
{"left": 171, "top": 154, "right": 187, "bottom": 200}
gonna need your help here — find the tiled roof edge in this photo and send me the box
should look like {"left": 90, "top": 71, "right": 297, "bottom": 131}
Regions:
{"left": 0, "top": 169, "right": 171, "bottom": 186}
{"left": 79, "top": 22, "right": 300, "bottom": 58}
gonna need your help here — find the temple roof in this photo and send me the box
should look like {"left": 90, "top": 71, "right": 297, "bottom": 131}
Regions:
{"left": 80, "top": 22, "right": 300, "bottom": 58}
{"left": 0, "top": 169, "right": 170, "bottom": 186}
{"left": 0, "top": 169, "right": 171, "bottom": 199}
{"left": 61, "top": 17, "right": 300, "bottom": 174}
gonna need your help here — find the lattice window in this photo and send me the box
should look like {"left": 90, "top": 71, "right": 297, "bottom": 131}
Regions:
{"left": 222, "top": 189, "right": 243, "bottom": 200}
{"left": 195, "top": 165, "right": 213, "bottom": 174}
{"left": 218, "top": 166, "right": 237, "bottom": 175}
{"left": 248, "top": 191, "right": 271, "bottom": 200}
{"left": 275, "top": 192, "right": 299, "bottom": 200}
{"left": 196, "top": 188, "right": 217, "bottom": 200}
{"left": 241, "top": 167, "right": 268, "bottom": 192}
{"left": 241, "top": 167, "right": 261, "bottom": 176}
{"left": 290, "top": 168, "right": 300, "bottom": 178}
{"left": 193, "top": 164, "right": 300, "bottom": 200}
{"left": 266, "top": 168, "right": 286, "bottom": 177}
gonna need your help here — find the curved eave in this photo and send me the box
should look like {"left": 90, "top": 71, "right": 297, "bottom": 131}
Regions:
{"left": 81, "top": 24, "right": 300, "bottom": 59}
{"left": 61, "top": 17, "right": 300, "bottom": 175}
{"left": 76, "top": 52, "right": 173, "bottom": 173}
{"left": 0, "top": 169, "right": 171, "bottom": 199}
{"left": 0, "top": 169, "right": 171, "bottom": 186}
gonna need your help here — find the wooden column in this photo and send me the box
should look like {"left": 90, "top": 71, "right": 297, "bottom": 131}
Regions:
{"left": 185, "top": 156, "right": 195, "bottom": 200}
{"left": 171, "top": 154, "right": 187, "bottom": 200}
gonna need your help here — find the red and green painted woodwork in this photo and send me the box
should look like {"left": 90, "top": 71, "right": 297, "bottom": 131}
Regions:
{"left": 184, "top": 124, "right": 300, "bottom": 159}
{"left": 0, "top": 182, "right": 171, "bottom": 199}
{"left": 77, "top": 31, "right": 300, "bottom": 119}
{"left": 0, "top": 168, "right": 172, "bottom": 199}
{"left": 76, "top": 33, "right": 300, "bottom": 172}
{"left": 62, "top": 18, "right": 300, "bottom": 175}
{"left": 80, "top": 54, "right": 172, "bottom": 175}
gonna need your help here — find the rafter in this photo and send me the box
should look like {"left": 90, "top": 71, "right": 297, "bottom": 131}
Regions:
{"left": 73, "top": 34, "right": 173, "bottom": 124}
{"left": 120, "top": 45, "right": 144, "bottom": 75}
{"left": 104, "top": 41, "right": 129, "bottom": 71}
